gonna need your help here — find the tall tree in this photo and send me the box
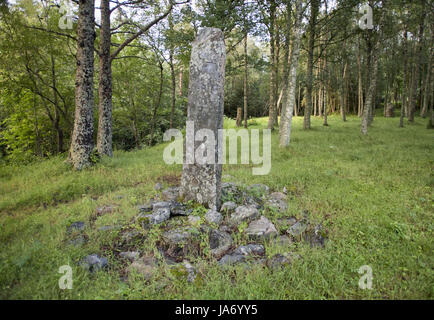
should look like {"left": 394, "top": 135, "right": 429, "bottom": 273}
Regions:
{"left": 69, "top": 0, "right": 96, "bottom": 170}
{"left": 279, "top": 0, "right": 303, "bottom": 146}
{"left": 243, "top": 20, "right": 248, "bottom": 128}
{"left": 97, "top": 0, "right": 112, "bottom": 156}
{"left": 303, "top": 0, "right": 319, "bottom": 130}
{"left": 399, "top": 21, "right": 408, "bottom": 127}
{"left": 407, "top": 2, "right": 425, "bottom": 122}
{"left": 168, "top": 11, "right": 176, "bottom": 129}
{"left": 421, "top": 22, "right": 432, "bottom": 119}
{"left": 96, "top": 0, "right": 174, "bottom": 157}
{"left": 266, "top": 0, "right": 278, "bottom": 129}
{"left": 361, "top": 0, "right": 387, "bottom": 135}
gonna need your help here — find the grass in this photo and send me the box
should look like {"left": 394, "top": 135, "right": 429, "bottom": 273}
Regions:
{"left": 0, "top": 114, "right": 433, "bottom": 299}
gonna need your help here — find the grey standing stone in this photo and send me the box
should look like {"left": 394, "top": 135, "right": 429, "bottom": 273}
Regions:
{"left": 180, "top": 28, "right": 226, "bottom": 211}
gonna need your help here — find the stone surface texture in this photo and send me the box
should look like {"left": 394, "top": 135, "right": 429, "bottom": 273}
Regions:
{"left": 180, "top": 28, "right": 226, "bottom": 211}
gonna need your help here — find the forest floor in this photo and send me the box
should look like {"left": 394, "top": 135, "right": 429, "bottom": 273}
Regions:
{"left": 0, "top": 114, "right": 433, "bottom": 299}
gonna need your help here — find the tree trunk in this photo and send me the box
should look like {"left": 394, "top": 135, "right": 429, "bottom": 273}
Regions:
{"left": 421, "top": 26, "right": 432, "bottom": 118}
{"left": 279, "top": 0, "right": 303, "bottom": 147}
{"left": 96, "top": 1, "right": 173, "bottom": 156}
{"left": 267, "top": 1, "right": 278, "bottom": 129}
{"left": 169, "top": 13, "right": 176, "bottom": 129}
{"left": 323, "top": 0, "right": 329, "bottom": 126}
{"left": 243, "top": 30, "right": 248, "bottom": 128}
{"left": 178, "top": 65, "right": 183, "bottom": 97}
{"left": 50, "top": 53, "right": 64, "bottom": 153}
{"left": 408, "top": 9, "right": 425, "bottom": 122}
{"left": 361, "top": 1, "right": 387, "bottom": 135}
{"left": 274, "top": 18, "right": 280, "bottom": 126}
{"left": 236, "top": 107, "right": 242, "bottom": 127}
{"left": 149, "top": 62, "right": 164, "bottom": 146}
{"left": 340, "top": 60, "right": 347, "bottom": 121}
{"left": 69, "top": 0, "right": 95, "bottom": 170}
{"left": 32, "top": 91, "right": 42, "bottom": 157}
{"left": 323, "top": 87, "right": 328, "bottom": 126}
{"left": 96, "top": 0, "right": 113, "bottom": 157}
{"left": 277, "top": 88, "right": 283, "bottom": 116}
{"left": 313, "top": 91, "right": 317, "bottom": 116}
{"left": 169, "top": 55, "right": 176, "bottom": 129}
{"left": 400, "top": 27, "right": 408, "bottom": 127}
{"left": 429, "top": 84, "right": 434, "bottom": 128}
{"left": 303, "top": 0, "right": 319, "bottom": 130}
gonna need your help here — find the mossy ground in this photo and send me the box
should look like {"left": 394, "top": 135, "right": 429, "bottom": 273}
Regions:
{"left": 0, "top": 114, "right": 432, "bottom": 299}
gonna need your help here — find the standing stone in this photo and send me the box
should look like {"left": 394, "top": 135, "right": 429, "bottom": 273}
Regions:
{"left": 180, "top": 28, "right": 226, "bottom": 211}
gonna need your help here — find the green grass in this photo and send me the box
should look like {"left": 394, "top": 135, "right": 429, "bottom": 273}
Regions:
{"left": 0, "top": 114, "right": 433, "bottom": 299}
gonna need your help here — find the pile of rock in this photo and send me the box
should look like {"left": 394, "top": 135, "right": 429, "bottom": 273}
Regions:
{"left": 67, "top": 182, "right": 326, "bottom": 281}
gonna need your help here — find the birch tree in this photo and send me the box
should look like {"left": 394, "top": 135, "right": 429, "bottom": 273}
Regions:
{"left": 361, "top": 0, "right": 387, "bottom": 135}
{"left": 303, "top": 0, "right": 319, "bottom": 130}
{"left": 279, "top": 0, "right": 303, "bottom": 147}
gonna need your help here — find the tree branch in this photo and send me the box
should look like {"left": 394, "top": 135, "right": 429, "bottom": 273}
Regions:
{"left": 110, "top": 3, "right": 174, "bottom": 61}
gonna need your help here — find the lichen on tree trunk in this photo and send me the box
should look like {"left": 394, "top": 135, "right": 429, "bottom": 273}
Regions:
{"left": 69, "top": 0, "right": 96, "bottom": 170}
{"left": 97, "top": 0, "right": 113, "bottom": 157}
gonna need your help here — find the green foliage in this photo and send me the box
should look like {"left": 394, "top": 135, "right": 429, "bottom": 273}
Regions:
{"left": 1, "top": 110, "right": 36, "bottom": 164}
